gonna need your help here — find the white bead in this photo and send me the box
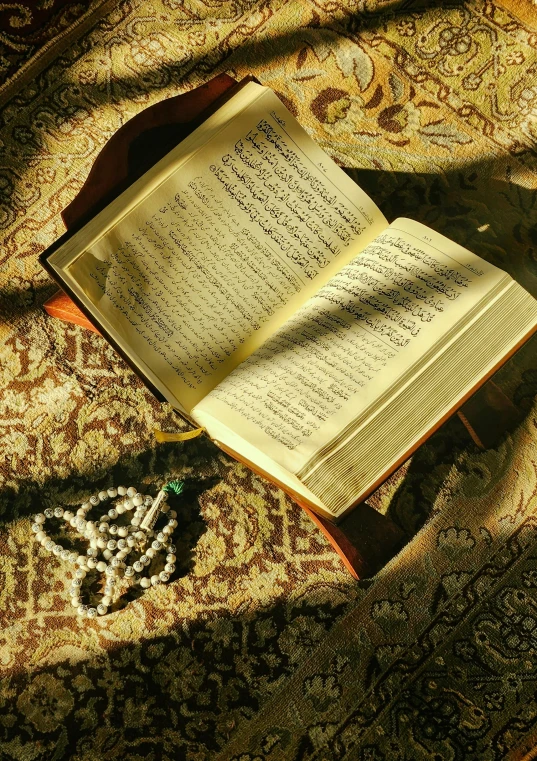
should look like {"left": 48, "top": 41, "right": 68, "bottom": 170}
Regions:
{"left": 96, "top": 561, "right": 107, "bottom": 573}
{"left": 81, "top": 501, "right": 92, "bottom": 512}
{"left": 102, "top": 595, "right": 112, "bottom": 606}
{"left": 117, "top": 486, "right": 127, "bottom": 496}
{"left": 167, "top": 544, "right": 176, "bottom": 554}
{"left": 54, "top": 507, "right": 64, "bottom": 518}
{"left": 90, "top": 539, "right": 99, "bottom": 549}
{"left": 31, "top": 523, "right": 41, "bottom": 533}
{"left": 87, "top": 558, "right": 97, "bottom": 569}
{"left": 53, "top": 545, "right": 62, "bottom": 556}
{"left": 103, "top": 549, "right": 113, "bottom": 560}
{"left": 127, "top": 537, "right": 136, "bottom": 547}
{"left": 164, "top": 563, "right": 175, "bottom": 574}
{"left": 131, "top": 517, "right": 141, "bottom": 527}
{"left": 140, "top": 577, "right": 151, "bottom": 588}
{"left": 44, "top": 508, "right": 54, "bottom": 518}
{"left": 116, "top": 504, "right": 125, "bottom": 515}
{"left": 133, "top": 561, "right": 143, "bottom": 573}
{"left": 140, "top": 555, "right": 150, "bottom": 567}
{"left": 107, "top": 540, "right": 117, "bottom": 551}
{"left": 159, "top": 571, "right": 170, "bottom": 583}
{"left": 146, "top": 548, "right": 156, "bottom": 559}
{"left": 71, "top": 597, "right": 81, "bottom": 607}
{"left": 76, "top": 555, "right": 86, "bottom": 566}
{"left": 108, "top": 508, "right": 118, "bottom": 520}
{"left": 98, "top": 524, "right": 108, "bottom": 534}
{"left": 61, "top": 549, "right": 70, "bottom": 561}
{"left": 77, "top": 605, "right": 88, "bottom": 616}
{"left": 169, "top": 509, "right": 177, "bottom": 519}
{"left": 109, "top": 524, "right": 118, "bottom": 535}
{"left": 123, "top": 498, "right": 133, "bottom": 510}
{"left": 107, "top": 487, "right": 117, "bottom": 498}
{"left": 166, "top": 553, "right": 176, "bottom": 564}
{"left": 105, "top": 566, "right": 116, "bottom": 576}
{"left": 36, "top": 530, "right": 46, "bottom": 542}
{"left": 118, "top": 527, "right": 128, "bottom": 538}
{"left": 34, "top": 514, "right": 46, "bottom": 524}
{"left": 162, "top": 525, "right": 173, "bottom": 536}
{"left": 135, "top": 531, "right": 145, "bottom": 542}
{"left": 76, "top": 508, "right": 86, "bottom": 516}
{"left": 97, "top": 604, "right": 108, "bottom": 615}
{"left": 117, "top": 539, "right": 127, "bottom": 550}
{"left": 160, "top": 503, "right": 170, "bottom": 513}
{"left": 144, "top": 495, "right": 153, "bottom": 506}
{"left": 98, "top": 491, "right": 108, "bottom": 502}
{"left": 124, "top": 566, "right": 134, "bottom": 577}
{"left": 45, "top": 540, "right": 55, "bottom": 551}
{"left": 127, "top": 487, "right": 137, "bottom": 497}
{"left": 68, "top": 552, "right": 78, "bottom": 564}
{"left": 151, "top": 540, "right": 162, "bottom": 551}
{"left": 157, "top": 532, "right": 166, "bottom": 543}
{"left": 71, "top": 578, "right": 82, "bottom": 588}
{"left": 151, "top": 575, "right": 160, "bottom": 586}
{"left": 87, "top": 607, "right": 98, "bottom": 618}
{"left": 133, "top": 495, "right": 144, "bottom": 507}
{"left": 75, "top": 568, "right": 86, "bottom": 579}
{"left": 116, "top": 551, "right": 128, "bottom": 561}
{"left": 70, "top": 518, "right": 78, "bottom": 528}
{"left": 89, "top": 495, "right": 99, "bottom": 505}
{"left": 40, "top": 535, "right": 50, "bottom": 546}
{"left": 97, "top": 537, "right": 107, "bottom": 549}
{"left": 63, "top": 511, "right": 74, "bottom": 521}
{"left": 168, "top": 519, "right": 178, "bottom": 529}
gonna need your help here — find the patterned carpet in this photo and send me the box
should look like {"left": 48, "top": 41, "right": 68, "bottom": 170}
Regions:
{"left": 2, "top": 0, "right": 537, "bottom": 758}
{"left": 0, "top": 0, "right": 111, "bottom": 90}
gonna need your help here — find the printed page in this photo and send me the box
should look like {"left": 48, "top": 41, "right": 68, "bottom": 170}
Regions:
{"left": 193, "top": 218, "right": 509, "bottom": 474}
{"left": 59, "top": 83, "right": 386, "bottom": 410}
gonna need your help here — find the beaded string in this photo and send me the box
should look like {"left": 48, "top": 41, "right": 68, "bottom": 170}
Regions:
{"left": 31, "top": 481, "right": 184, "bottom": 618}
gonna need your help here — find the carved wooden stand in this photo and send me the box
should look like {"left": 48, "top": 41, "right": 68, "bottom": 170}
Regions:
{"left": 44, "top": 74, "right": 522, "bottom": 579}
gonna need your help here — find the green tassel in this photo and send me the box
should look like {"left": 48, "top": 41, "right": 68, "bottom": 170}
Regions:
{"left": 163, "top": 480, "right": 185, "bottom": 496}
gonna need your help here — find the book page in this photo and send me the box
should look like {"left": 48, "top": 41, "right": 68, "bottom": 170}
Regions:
{"left": 193, "top": 218, "right": 509, "bottom": 473}
{"left": 61, "top": 83, "right": 386, "bottom": 410}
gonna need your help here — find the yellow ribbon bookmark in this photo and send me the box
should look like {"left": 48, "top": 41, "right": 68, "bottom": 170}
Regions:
{"left": 154, "top": 427, "right": 205, "bottom": 443}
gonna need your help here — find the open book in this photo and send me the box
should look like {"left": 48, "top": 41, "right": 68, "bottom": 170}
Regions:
{"left": 41, "top": 80, "right": 537, "bottom": 522}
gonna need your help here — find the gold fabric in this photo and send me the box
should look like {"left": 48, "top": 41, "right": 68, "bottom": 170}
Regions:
{"left": 1, "top": 1, "right": 537, "bottom": 758}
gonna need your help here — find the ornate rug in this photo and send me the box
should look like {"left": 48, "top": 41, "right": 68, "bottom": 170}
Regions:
{"left": 0, "top": 0, "right": 113, "bottom": 91}
{"left": 2, "top": 1, "right": 537, "bottom": 758}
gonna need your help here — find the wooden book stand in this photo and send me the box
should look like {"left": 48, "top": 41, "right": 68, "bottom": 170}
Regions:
{"left": 44, "top": 74, "right": 523, "bottom": 579}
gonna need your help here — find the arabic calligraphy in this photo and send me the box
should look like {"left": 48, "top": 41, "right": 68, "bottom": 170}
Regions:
{"left": 205, "top": 230, "right": 475, "bottom": 449}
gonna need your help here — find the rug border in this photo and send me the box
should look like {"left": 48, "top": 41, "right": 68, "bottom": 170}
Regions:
{"left": 0, "top": 0, "right": 122, "bottom": 109}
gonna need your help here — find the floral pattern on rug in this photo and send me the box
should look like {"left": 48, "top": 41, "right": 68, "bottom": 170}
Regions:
{"left": 0, "top": 0, "right": 99, "bottom": 87}
{"left": 1, "top": 1, "right": 537, "bottom": 759}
